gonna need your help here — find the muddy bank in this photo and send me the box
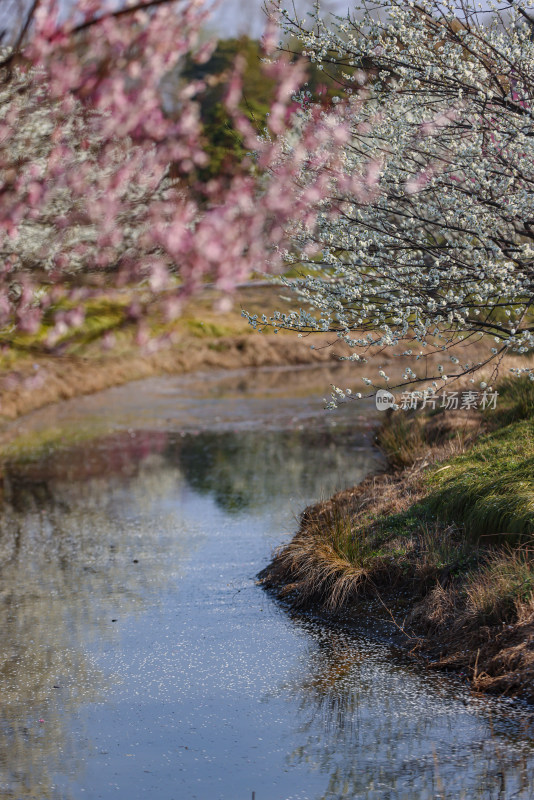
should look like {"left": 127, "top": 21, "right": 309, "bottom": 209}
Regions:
{"left": 0, "top": 333, "right": 346, "bottom": 422}
{"left": 259, "top": 383, "right": 534, "bottom": 702}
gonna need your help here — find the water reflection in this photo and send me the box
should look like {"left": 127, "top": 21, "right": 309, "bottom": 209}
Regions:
{"left": 0, "top": 448, "right": 193, "bottom": 799}
{"left": 175, "top": 428, "right": 373, "bottom": 512}
{"left": 278, "top": 620, "right": 534, "bottom": 800}
{"left": 0, "top": 403, "right": 380, "bottom": 799}
{"left": 0, "top": 368, "right": 533, "bottom": 800}
{"left": 0, "top": 364, "right": 377, "bottom": 443}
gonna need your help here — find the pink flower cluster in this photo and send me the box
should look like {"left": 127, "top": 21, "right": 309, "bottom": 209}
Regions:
{"left": 0, "top": 0, "right": 364, "bottom": 346}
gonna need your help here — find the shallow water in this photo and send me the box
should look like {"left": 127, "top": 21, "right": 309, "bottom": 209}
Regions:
{"left": 1, "top": 365, "right": 534, "bottom": 800}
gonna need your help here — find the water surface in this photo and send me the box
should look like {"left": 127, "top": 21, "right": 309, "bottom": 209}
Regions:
{"left": 1, "top": 365, "right": 533, "bottom": 800}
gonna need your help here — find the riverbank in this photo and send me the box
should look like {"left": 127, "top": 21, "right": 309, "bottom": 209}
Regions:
{"left": 0, "top": 281, "right": 505, "bottom": 425}
{"left": 0, "top": 285, "right": 336, "bottom": 422}
{"left": 0, "top": 331, "right": 347, "bottom": 422}
{"left": 259, "top": 376, "right": 534, "bottom": 701}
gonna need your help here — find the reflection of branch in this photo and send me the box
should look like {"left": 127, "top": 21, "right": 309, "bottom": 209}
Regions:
{"left": 370, "top": 580, "right": 423, "bottom": 645}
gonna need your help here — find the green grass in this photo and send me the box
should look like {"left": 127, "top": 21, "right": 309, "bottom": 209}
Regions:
{"left": 424, "top": 418, "right": 534, "bottom": 542}
{"left": 184, "top": 318, "right": 241, "bottom": 338}
{"left": 374, "top": 376, "right": 534, "bottom": 544}
{"left": 0, "top": 295, "right": 131, "bottom": 358}
{"left": 0, "top": 291, "right": 254, "bottom": 368}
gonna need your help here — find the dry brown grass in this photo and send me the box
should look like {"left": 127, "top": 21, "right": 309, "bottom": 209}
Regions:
{"left": 263, "top": 502, "right": 384, "bottom": 611}
{"left": 259, "top": 469, "right": 467, "bottom": 611}
{"left": 376, "top": 407, "right": 483, "bottom": 470}
{"left": 465, "top": 550, "right": 534, "bottom": 624}
{"left": 411, "top": 549, "right": 529, "bottom": 627}
{"left": 411, "top": 554, "right": 534, "bottom": 700}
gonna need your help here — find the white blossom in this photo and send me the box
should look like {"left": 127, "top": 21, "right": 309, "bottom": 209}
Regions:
{"left": 253, "top": 0, "right": 534, "bottom": 389}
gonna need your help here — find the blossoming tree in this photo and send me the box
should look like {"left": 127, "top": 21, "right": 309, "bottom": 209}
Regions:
{"left": 249, "top": 0, "right": 534, "bottom": 400}
{"left": 0, "top": 0, "right": 357, "bottom": 349}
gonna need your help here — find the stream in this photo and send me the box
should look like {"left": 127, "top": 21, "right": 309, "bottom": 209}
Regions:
{"left": 1, "top": 364, "right": 533, "bottom": 800}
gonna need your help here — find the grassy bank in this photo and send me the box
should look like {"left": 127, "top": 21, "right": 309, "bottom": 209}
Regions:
{"left": 260, "top": 377, "right": 534, "bottom": 701}
{"left": 0, "top": 284, "right": 342, "bottom": 423}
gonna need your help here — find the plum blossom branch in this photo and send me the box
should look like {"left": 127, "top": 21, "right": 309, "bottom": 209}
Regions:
{"left": 247, "top": 0, "right": 534, "bottom": 400}
{"left": 0, "top": 0, "right": 362, "bottom": 350}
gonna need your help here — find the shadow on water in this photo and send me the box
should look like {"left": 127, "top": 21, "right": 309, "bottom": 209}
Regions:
{"left": 0, "top": 366, "right": 534, "bottom": 799}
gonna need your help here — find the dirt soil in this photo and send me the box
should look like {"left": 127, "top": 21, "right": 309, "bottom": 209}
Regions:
{"left": 0, "top": 333, "right": 346, "bottom": 422}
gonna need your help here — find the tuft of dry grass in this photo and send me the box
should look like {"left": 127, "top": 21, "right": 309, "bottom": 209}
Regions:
{"left": 376, "top": 413, "right": 428, "bottom": 469}
{"left": 376, "top": 407, "right": 482, "bottom": 470}
{"left": 410, "top": 547, "right": 534, "bottom": 633}
{"left": 261, "top": 499, "right": 383, "bottom": 611}
{"left": 409, "top": 547, "right": 534, "bottom": 700}
{"left": 463, "top": 548, "right": 534, "bottom": 627}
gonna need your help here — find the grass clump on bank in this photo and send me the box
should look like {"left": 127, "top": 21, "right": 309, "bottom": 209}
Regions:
{"left": 424, "top": 419, "right": 534, "bottom": 542}
{"left": 260, "top": 376, "right": 534, "bottom": 699}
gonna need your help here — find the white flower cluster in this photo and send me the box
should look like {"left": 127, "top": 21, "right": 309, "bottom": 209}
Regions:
{"left": 254, "top": 0, "right": 534, "bottom": 397}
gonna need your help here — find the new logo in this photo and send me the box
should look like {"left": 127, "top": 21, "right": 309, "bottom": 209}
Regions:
{"left": 375, "top": 389, "right": 395, "bottom": 411}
